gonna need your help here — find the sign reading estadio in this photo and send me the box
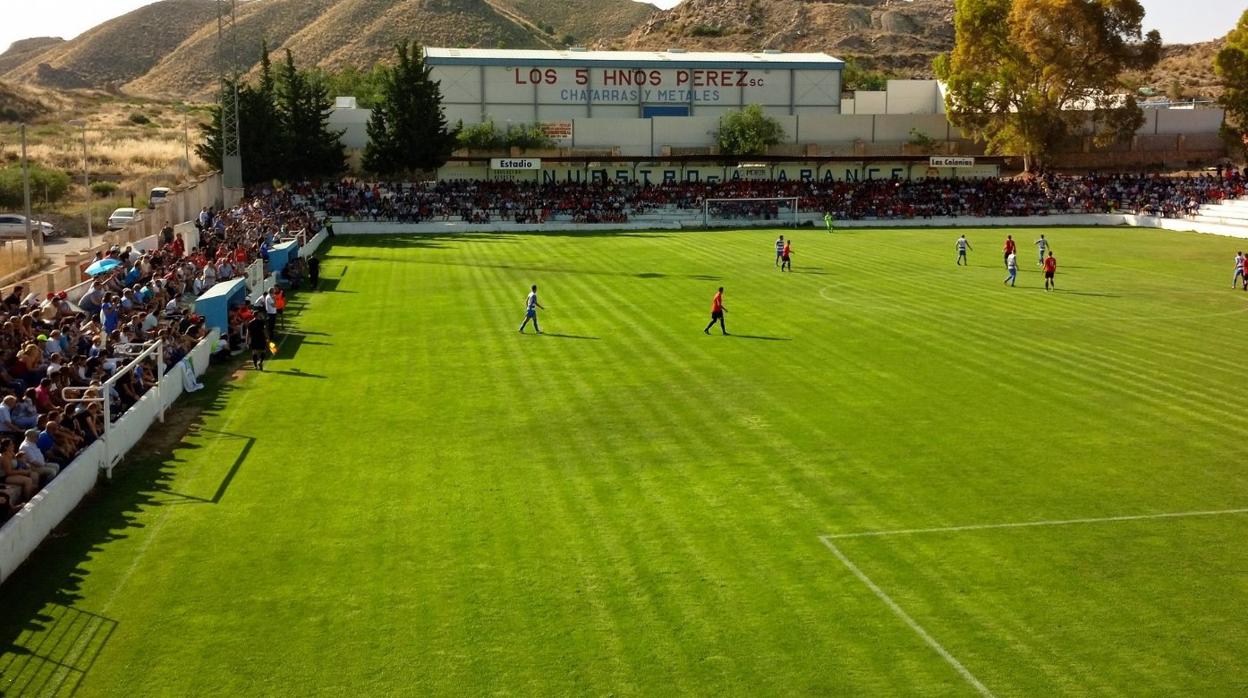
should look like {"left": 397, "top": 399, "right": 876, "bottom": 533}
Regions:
{"left": 930, "top": 156, "right": 976, "bottom": 167}
{"left": 491, "top": 158, "right": 542, "bottom": 170}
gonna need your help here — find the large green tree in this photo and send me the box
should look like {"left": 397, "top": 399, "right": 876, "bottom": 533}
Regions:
{"left": 363, "top": 42, "right": 458, "bottom": 176}
{"left": 275, "top": 49, "right": 346, "bottom": 181}
{"left": 1216, "top": 9, "right": 1248, "bottom": 148}
{"left": 715, "top": 104, "right": 786, "bottom": 157}
{"left": 935, "top": 0, "right": 1161, "bottom": 171}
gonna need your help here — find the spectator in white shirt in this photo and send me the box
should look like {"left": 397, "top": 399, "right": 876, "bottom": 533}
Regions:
{"left": 18, "top": 429, "right": 58, "bottom": 481}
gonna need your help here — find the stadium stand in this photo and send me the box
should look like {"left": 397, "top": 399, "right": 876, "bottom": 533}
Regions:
{"left": 302, "top": 172, "right": 1247, "bottom": 226}
{"left": 0, "top": 189, "right": 323, "bottom": 518}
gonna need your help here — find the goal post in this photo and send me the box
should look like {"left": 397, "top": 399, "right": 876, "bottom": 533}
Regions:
{"left": 702, "top": 197, "right": 800, "bottom": 228}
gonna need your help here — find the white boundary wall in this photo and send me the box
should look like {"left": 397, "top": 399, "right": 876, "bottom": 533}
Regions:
{"left": 334, "top": 215, "right": 1248, "bottom": 239}
{"left": 0, "top": 330, "right": 218, "bottom": 584}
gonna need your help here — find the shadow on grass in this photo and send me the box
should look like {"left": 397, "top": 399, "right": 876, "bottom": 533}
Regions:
{"left": 0, "top": 283, "right": 327, "bottom": 692}
{"left": 728, "top": 334, "right": 792, "bottom": 341}
{"left": 0, "top": 603, "right": 117, "bottom": 696}
{"left": 313, "top": 278, "right": 354, "bottom": 293}
{"left": 540, "top": 333, "right": 600, "bottom": 340}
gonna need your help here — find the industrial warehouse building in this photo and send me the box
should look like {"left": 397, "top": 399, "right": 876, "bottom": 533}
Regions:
{"left": 326, "top": 47, "right": 1225, "bottom": 183}
{"left": 424, "top": 47, "right": 844, "bottom": 122}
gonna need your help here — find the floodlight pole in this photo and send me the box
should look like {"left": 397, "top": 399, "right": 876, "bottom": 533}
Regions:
{"left": 217, "top": 0, "right": 244, "bottom": 207}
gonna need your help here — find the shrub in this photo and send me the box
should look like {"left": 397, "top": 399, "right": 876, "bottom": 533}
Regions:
{"left": 90, "top": 181, "right": 119, "bottom": 197}
{"left": 457, "top": 120, "right": 504, "bottom": 150}
{"left": 689, "top": 25, "right": 726, "bottom": 38}
{"left": 504, "top": 123, "right": 554, "bottom": 150}
{"left": 128, "top": 112, "right": 151, "bottom": 125}
{"left": 0, "top": 165, "right": 71, "bottom": 208}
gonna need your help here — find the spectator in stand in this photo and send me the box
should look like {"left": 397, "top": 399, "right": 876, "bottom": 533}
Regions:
{"left": 1, "top": 437, "right": 36, "bottom": 502}
{"left": 18, "top": 428, "right": 58, "bottom": 483}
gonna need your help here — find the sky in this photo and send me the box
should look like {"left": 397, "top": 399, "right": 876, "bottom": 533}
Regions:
{"left": 0, "top": 0, "right": 1242, "bottom": 57}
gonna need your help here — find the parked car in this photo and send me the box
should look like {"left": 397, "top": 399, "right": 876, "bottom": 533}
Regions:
{"left": 107, "top": 207, "right": 139, "bottom": 231}
{"left": 148, "top": 187, "right": 172, "bottom": 208}
{"left": 0, "top": 214, "right": 56, "bottom": 240}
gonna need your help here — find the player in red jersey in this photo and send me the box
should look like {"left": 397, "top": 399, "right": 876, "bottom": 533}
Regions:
{"left": 1003, "top": 235, "right": 1016, "bottom": 268}
{"left": 704, "top": 287, "right": 728, "bottom": 335}
{"left": 1043, "top": 251, "right": 1057, "bottom": 291}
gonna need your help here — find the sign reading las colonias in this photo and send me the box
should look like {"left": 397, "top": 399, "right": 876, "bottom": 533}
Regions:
{"left": 513, "top": 68, "right": 769, "bottom": 104}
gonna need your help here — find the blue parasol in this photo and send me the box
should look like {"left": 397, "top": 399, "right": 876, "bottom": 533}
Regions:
{"left": 84, "top": 258, "right": 122, "bottom": 276}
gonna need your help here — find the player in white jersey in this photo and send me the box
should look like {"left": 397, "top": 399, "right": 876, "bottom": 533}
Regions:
{"left": 775, "top": 235, "right": 785, "bottom": 267}
{"left": 519, "top": 284, "right": 544, "bottom": 334}
{"left": 1233, "top": 251, "right": 1244, "bottom": 289}
{"left": 1003, "top": 252, "right": 1018, "bottom": 287}
{"left": 1034, "top": 234, "right": 1050, "bottom": 265}
{"left": 955, "top": 235, "right": 972, "bottom": 266}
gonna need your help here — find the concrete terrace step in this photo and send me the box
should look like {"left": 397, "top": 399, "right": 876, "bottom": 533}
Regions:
{"left": 1195, "top": 208, "right": 1248, "bottom": 222}
{"left": 1192, "top": 214, "right": 1248, "bottom": 228}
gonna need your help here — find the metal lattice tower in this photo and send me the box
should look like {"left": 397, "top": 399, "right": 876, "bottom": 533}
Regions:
{"left": 217, "top": 0, "right": 243, "bottom": 206}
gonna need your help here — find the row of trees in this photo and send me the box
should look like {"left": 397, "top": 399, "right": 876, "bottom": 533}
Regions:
{"left": 199, "top": 41, "right": 458, "bottom": 182}
{"left": 198, "top": 43, "right": 346, "bottom": 183}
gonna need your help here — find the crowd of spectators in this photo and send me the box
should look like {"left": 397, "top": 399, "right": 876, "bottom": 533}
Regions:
{"left": 0, "top": 188, "right": 322, "bottom": 520}
{"left": 306, "top": 170, "right": 1247, "bottom": 224}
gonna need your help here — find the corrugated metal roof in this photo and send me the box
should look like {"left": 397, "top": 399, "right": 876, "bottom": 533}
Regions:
{"left": 425, "top": 47, "right": 843, "bottom": 70}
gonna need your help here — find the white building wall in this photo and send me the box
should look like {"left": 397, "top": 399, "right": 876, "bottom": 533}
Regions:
{"left": 1156, "top": 109, "right": 1224, "bottom": 135}
{"left": 886, "top": 80, "right": 942, "bottom": 114}
{"left": 796, "top": 114, "right": 875, "bottom": 142}
{"left": 573, "top": 118, "right": 651, "bottom": 154}
{"left": 328, "top": 107, "right": 371, "bottom": 149}
{"left": 851, "top": 92, "right": 888, "bottom": 115}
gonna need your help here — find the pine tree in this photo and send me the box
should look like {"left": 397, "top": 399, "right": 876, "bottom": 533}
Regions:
{"left": 364, "top": 42, "right": 458, "bottom": 176}
{"left": 276, "top": 50, "right": 346, "bottom": 181}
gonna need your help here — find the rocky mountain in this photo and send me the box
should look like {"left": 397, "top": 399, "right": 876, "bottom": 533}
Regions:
{"left": 605, "top": 0, "right": 955, "bottom": 77}
{"left": 0, "top": 0, "right": 1224, "bottom": 100}
{"left": 0, "top": 0, "right": 658, "bottom": 98}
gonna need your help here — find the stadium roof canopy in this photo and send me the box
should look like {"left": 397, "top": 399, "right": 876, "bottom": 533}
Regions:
{"left": 424, "top": 47, "right": 844, "bottom": 71}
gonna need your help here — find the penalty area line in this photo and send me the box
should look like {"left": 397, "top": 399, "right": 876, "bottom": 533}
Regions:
{"left": 822, "top": 507, "right": 1248, "bottom": 540}
{"left": 819, "top": 536, "right": 997, "bottom": 698}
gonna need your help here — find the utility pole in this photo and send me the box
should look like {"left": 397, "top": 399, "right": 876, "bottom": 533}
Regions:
{"left": 69, "top": 120, "right": 93, "bottom": 248}
{"left": 20, "top": 124, "right": 33, "bottom": 260}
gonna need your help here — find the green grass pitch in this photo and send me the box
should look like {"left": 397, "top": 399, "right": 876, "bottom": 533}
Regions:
{"left": 1, "top": 226, "right": 1246, "bottom": 696}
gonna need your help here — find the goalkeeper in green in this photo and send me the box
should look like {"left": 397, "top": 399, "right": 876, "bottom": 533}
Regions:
{"left": 823, "top": 212, "right": 835, "bottom": 233}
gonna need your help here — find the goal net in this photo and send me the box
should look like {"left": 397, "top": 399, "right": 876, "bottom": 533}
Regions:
{"left": 702, "top": 197, "right": 800, "bottom": 228}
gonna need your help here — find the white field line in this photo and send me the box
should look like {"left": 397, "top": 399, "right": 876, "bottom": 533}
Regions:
{"left": 823, "top": 507, "right": 1248, "bottom": 540}
{"left": 819, "top": 536, "right": 997, "bottom": 698}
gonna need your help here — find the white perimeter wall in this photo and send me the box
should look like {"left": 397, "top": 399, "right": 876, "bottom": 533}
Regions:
{"left": 0, "top": 330, "right": 219, "bottom": 584}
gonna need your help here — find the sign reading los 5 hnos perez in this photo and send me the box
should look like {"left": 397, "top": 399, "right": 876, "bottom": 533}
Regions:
{"left": 501, "top": 67, "right": 788, "bottom": 105}
{"left": 491, "top": 158, "right": 542, "bottom": 170}
{"left": 930, "top": 157, "right": 976, "bottom": 167}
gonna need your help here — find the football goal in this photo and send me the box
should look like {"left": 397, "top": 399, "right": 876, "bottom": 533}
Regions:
{"left": 702, "top": 197, "right": 800, "bottom": 228}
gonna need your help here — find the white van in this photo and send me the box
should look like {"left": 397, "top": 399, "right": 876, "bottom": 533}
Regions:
{"left": 148, "top": 187, "right": 172, "bottom": 208}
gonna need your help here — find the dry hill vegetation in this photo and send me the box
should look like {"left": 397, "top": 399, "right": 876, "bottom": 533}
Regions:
{"left": 0, "top": 90, "right": 210, "bottom": 235}
{"left": 606, "top": 0, "right": 955, "bottom": 77}
{"left": 1130, "top": 40, "right": 1226, "bottom": 100}
{"left": 0, "top": 81, "right": 50, "bottom": 122}
{"left": 2, "top": 0, "right": 658, "bottom": 99}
